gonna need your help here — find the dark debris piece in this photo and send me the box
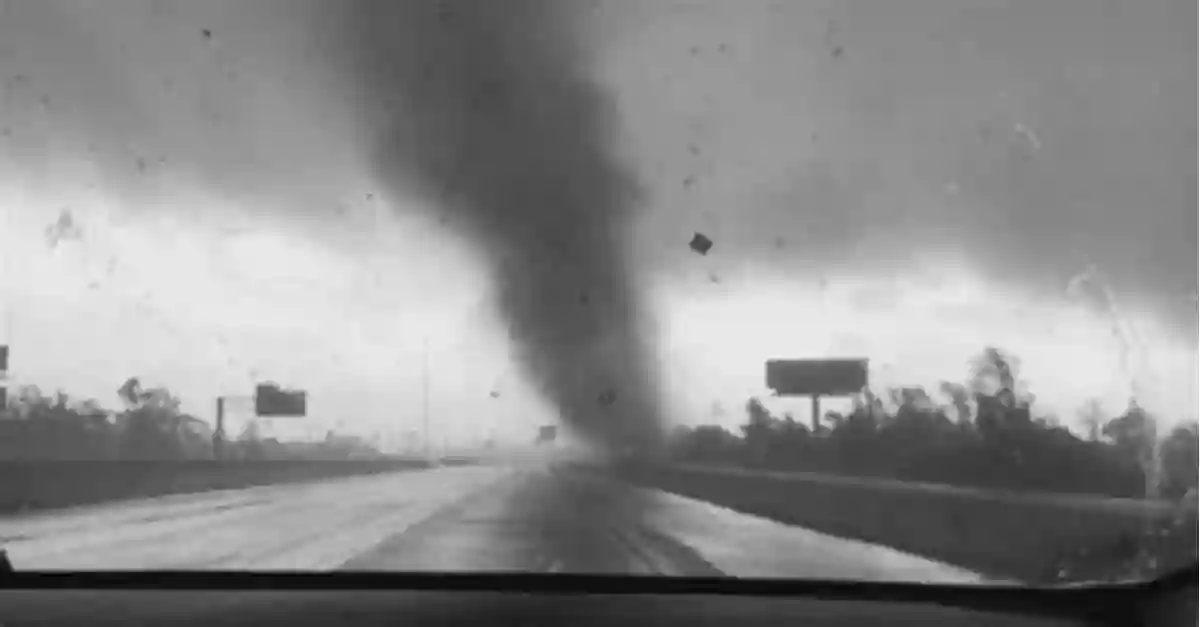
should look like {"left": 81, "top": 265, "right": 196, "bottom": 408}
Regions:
{"left": 689, "top": 232, "right": 713, "bottom": 255}
{"left": 597, "top": 388, "right": 617, "bottom": 407}
{"left": 44, "top": 209, "right": 82, "bottom": 247}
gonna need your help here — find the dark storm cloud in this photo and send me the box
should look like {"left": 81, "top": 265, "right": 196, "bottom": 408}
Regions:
{"left": 1, "top": 0, "right": 664, "bottom": 452}
{"left": 326, "top": 1, "right": 664, "bottom": 452}
{"left": 0, "top": 0, "right": 353, "bottom": 216}
{"left": 4, "top": 0, "right": 1191, "bottom": 444}
{"left": 618, "top": 0, "right": 1196, "bottom": 335}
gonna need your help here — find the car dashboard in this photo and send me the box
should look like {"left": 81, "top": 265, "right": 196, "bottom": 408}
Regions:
{"left": 0, "top": 570, "right": 1195, "bottom": 627}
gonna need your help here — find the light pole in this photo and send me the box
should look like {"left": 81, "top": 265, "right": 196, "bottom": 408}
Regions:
{"left": 422, "top": 335, "right": 430, "bottom": 460}
{"left": 213, "top": 396, "right": 226, "bottom": 461}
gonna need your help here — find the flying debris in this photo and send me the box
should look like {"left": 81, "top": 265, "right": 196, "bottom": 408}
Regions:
{"left": 597, "top": 388, "right": 617, "bottom": 407}
{"left": 1013, "top": 122, "right": 1042, "bottom": 151}
{"left": 44, "top": 209, "right": 83, "bottom": 248}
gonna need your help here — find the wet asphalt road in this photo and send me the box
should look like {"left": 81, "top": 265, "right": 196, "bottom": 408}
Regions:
{"left": 0, "top": 462, "right": 985, "bottom": 582}
{"left": 342, "top": 464, "right": 721, "bottom": 575}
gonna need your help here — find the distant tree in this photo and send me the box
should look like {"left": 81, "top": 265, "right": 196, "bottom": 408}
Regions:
{"left": 1103, "top": 400, "right": 1156, "bottom": 461}
{"left": 240, "top": 420, "right": 262, "bottom": 442}
{"left": 117, "top": 377, "right": 142, "bottom": 406}
{"left": 741, "top": 397, "right": 777, "bottom": 465}
{"left": 231, "top": 420, "right": 266, "bottom": 460}
{"left": 0, "top": 384, "right": 121, "bottom": 458}
{"left": 15, "top": 384, "right": 44, "bottom": 406}
{"left": 169, "top": 415, "right": 214, "bottom": 460}
{"left": 938, "top": 382, "right": 973, "bottom": 426}
{"left": 822, "top": 410, "right": 847, "bottom": 432}
{"left": 1159, "top": 422, "right": 1199, "bottom": 499}
{"left": 117, "top": 379, "right": 188, "bottom": 461}
{"left": 10, "top": 384, "right": 48, "bottom": 419}
{"left": 762, "top": 414, "right": 812, "bottom": 469}
{"left": 1, "top": 378, "right": 223, "bottom": 462}
{"left": 1078, "top": 398, "right": 1106, "bottom": 442}
{"left": 969, "top": 347, "right": 1019, "bottom": 396}
{"left": 839, "top": 392, "right": 880, "bottom": 440}
{"left": 74, "top": 398, "right": 106, "bottom": 418}
{"left": 743, "top": 398, "right": 772, "bottom": 427}
{"left": 1034, "top": 414, "right": 1061, "bottom": 429}
{"left": 51, "top": 390, "right": 69, "bottom": 410}
{"left": 665, "top": 344, "right": 1177, "bottom": 501}
{"left": 673, "top": 425, "right": 741, "bottom": 464}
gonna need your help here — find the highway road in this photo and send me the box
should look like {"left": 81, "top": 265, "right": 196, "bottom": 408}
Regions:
{"left": 0, "top": 462, "right": 986, "bottom": 582}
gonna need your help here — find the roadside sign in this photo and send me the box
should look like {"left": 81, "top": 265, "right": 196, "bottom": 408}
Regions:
{"left": 765, "top": 358, "right": 869, "bottom": 396}
{"left": 254, "top": 383, "right": 307, "bottom": 417}
{"left": 766, "top": 358, "right": 869, "bottom": 432}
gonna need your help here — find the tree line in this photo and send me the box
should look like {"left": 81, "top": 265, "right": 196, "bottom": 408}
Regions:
{"left": 0, "top": 378, "right": 381, "bottom": 461}
{"left": 666, "top": 347, "right": 1199, "bottom": 500}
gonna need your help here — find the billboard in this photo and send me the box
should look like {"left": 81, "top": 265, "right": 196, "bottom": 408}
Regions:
{"left": 254, "top": 383, "right": 307, "bottom": 417}
{"left": 765, "top": 358, "right": 869, "bottom": 396}
{"left": 536, "top": 425, "right": 557, "bottom": 445}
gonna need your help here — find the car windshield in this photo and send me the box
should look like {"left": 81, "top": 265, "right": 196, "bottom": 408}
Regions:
{"left": 0, "top": 0, "right": 1195, "bottom": 586}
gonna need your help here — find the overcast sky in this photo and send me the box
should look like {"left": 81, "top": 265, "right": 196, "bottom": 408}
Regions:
{"left": 0, "top": 0, "right": 1195, "bottom": 444}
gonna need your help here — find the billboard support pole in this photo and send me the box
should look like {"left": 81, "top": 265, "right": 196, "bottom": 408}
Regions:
{"left": 811, "top": 395, "right": 820, "bottom": 433}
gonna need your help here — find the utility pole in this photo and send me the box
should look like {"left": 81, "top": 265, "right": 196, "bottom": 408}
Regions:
{"left": 422, "top": 335, "right": 430, "bottom": 461}
{"left": 1, "top": 308, "right": 11, "bottom": 414}
{"left": 213, "top": 396, "right": 226, "bottom": 461}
